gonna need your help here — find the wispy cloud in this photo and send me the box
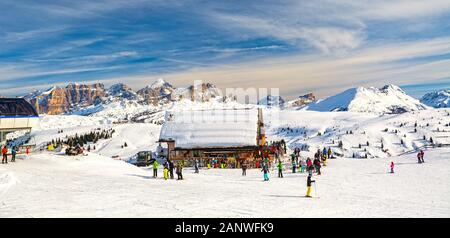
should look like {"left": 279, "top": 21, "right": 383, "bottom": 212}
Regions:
{"left": 0, "top": 0, "right": 449, "bottom": 97}
{"left": 142, "top": 37, "right": 450, "bottom": 98}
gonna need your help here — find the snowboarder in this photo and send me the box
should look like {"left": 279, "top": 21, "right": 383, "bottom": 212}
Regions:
{"left": 163, "top": 164, "right": 169, "bottom": 180}
{"left": 153, "top": 160, "right": 159, "bottom": 178}
{"left": 306, "top": 174, "right": 315, "bottom": 198}
{"left": 176, "top": 163, "right": 183, "bottom": 180}
{"left": 168, "top": 160, "right": 174, "bottom": 179}
{"left": 292, "top": 160, "right": 296, "bottom": 173}
{"left": 327, "top": 147, "right": 332, "bottom": 159}
{"left": 11, "top": 146, "right": 17, "bottom": 162}
{"left": 323, "top": 147, "right": 328, "bottom": 160}
{"left": 241, "top": 160, "right": 248, "bottom": 176}
{"left": 2, "top": 146, "right": 8, "bottom": 164}
{"left": 390, "top": 161, "right": 395, "bottom": 173}
{"left": 194, "top": 159, "right": 199, "bottom": 173}
{"left": 261, "top": 162, "right": 270, "bottom": 181}
{"left": 277, "top": 160, "right": 283, "bottom": 178}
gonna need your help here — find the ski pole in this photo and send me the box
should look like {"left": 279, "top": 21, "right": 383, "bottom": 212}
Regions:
{"left": 314, "top": 182, "right": 318, "bottom": 198}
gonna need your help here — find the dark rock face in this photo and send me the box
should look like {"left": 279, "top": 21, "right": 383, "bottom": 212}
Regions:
{"left": 136, "top": 79, "right": 175, "bottom": 105}
{"left": 108, "top": 83, "right": 138, "bottom": 100}
{"left": 290, "top": 93, "right": 316, "bottom": 107}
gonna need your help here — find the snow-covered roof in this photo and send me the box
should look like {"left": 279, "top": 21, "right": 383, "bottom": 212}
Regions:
{"left": 159, "top": 109, "right": 259, "bottom": 149}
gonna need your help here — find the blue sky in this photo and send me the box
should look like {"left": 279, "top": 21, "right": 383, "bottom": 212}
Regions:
{"left": 0, "top": 0, "right": 449, "bottom": 98}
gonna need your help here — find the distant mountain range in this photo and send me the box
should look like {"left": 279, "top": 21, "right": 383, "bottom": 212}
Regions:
{"left": 22, "top": 79, "right": 224, "bottom": 115}
{"left": 20, "top": 80, "right": 448, "bottom": 115}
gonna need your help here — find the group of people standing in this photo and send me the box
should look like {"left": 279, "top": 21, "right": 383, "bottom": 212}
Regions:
{"left": 389, "top": 149, "right": 425, "bottom": 174}
{"left": 152, "top": 159, "right": 184, "bottom": 180}
{"left": 2, "top": 145, "right": 26, "bottom": 164}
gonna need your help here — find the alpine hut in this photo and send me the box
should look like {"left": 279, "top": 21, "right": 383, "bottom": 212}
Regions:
{"left": 158, "top": 108, "right": 266, "bottom": 168}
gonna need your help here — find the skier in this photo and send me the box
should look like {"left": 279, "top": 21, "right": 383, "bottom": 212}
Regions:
{"left": 390, "top": 161, "right": 395, "bottom": 173}
{"left": 2, "top": 146, "right": 8, "bottom": 164}
{"left": 323, "top": 147, "right": 328, "bottom": 160}
{"left": 420, "top": 150, "right": 425, "bottom": 163}
{"left": 176, "top": 162, "right": 183, "bottom": 180}
{"left": 261, "top": 162, "right": 270, "bottom": 181}
{"left": 314, "top": 158, "right": 321, "bottom": 175}
{"left": 277, "top": 160, "right": 283, "bottom": 178}
{"left": 306, "top": 158, "right": 313, "bottom": 172}
{"left": 417, "top": 151, "right": 422, "bottom": 164}
{"left": 194, "top": 159, "right": 199, "bottom": 173}
{"left": 241, "top": 160, "right": 248, "bottom": 176}
{"left": 300, "top": 159, "right": 306, "bottom": 173}
{"left": 163, "top": 164, "right": 169, "bottom": 180}
{"left": 168, "top": 160, "right": 174, "bottom": 179}
{"left": 11, "top": 146, "right": 17, "bottom": 162}
{"left": 290, "top": 153, "right": 296, "bottom": 163}
{"left": 306, "top": 174, "right": 315, "bottom": 198}
{"left": 292, "top": 160, "right": 296, "bottom": 174}
{"left": 327, "top": 147, "right": 332, "bottom": 159}
{"left": 153, "top": 160, "right": 159, "bottom": 178}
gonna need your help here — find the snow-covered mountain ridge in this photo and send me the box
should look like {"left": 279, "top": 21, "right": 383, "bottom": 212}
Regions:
{"left": 306, "top": 84, "right": 428, "bottom": 114}
{"left": 421, "top": 89, "right": 450, "bottom": 108}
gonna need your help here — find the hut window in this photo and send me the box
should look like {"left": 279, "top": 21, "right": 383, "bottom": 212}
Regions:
{"left": 193, "top": 150, "right": 200, "bottom": 157}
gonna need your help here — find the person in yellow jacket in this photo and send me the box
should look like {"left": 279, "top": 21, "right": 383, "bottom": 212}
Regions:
{"left": 153, "top": 160, "right": 159, "bottom": 178}
{"left": 47, "top": 144, "right": 55, "bottom": 151}
{"left": 163, "top": 164, "right": 169, "bottom": 180}
{"left": 306, "top": 174, "right": 315, "bottom": 198}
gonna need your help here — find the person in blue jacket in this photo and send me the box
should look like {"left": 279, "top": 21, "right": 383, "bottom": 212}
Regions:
{"left": 11, "top": 146, "right": 17, "bottom": 162}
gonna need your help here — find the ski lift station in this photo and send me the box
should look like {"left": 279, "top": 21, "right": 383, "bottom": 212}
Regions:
{"left": 0, "top": 98, "right": 39, "bottom": 143}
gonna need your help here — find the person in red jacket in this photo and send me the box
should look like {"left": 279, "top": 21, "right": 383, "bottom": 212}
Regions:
{"left": 390, "top": 162, "right": 395, "bottom": 173}
{"left": 420, "top": 150, "right": 425, "bottom": 163}
{"left": 2, "top": 146, "right": 8, "bottom": 164}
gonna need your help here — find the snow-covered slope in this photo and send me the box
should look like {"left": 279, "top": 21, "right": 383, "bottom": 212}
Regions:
{"left": 307, "top": 85, "right": 428, "bottom": 114}
{"left": 421, "top": 89, "right": 450, "bottom": 108}
{"left": 1, "top": 147, "right": 449, "bottom": 217}
{"left": 265, "top": 108, "right": 450, "bottom": 159}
